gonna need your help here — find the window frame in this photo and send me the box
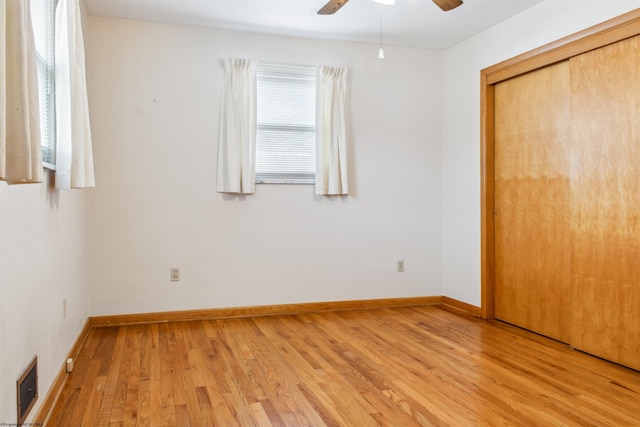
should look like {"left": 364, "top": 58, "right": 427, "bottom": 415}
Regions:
{"left": 255, "top": 62, "right": 317, "bottom": 185}
{"left": 31, "top": 0, "right": 57, "bottom": 169}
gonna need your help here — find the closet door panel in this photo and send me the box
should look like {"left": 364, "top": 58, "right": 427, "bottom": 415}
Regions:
{"left": 494, "top": 62, "right": 571, "bottom": 343}
{"left": 569, "top": 35, "right": 640, "bottom": 370}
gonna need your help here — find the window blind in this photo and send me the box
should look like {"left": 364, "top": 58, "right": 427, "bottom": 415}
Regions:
{"left": 32, "top": 0, "right": 56, "bottom": 166}
{"left": 256, "top": 63, "right": 316, "bottom": 184}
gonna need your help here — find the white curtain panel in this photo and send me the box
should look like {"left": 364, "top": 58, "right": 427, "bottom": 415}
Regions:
{"left": 0, "top": 0, "right": 43, "bottom": 184}
{"left": 316, "top": 65, "right": 348, "bottom": 196}
{"left": 217, "top": 58, "right": 257, "bottom": 194}
{"left": 55, "top": 0, "right": 95, "bottom": 189}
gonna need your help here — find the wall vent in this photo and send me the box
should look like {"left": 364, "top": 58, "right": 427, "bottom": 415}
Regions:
{"left": 17, "top": 356, "right": 38, "bottom": 426}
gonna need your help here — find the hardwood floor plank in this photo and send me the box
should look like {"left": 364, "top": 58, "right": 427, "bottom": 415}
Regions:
{"left": 296, "top": 382, "right": 342, "bottom": 427}
{"left": 180, "top": 363, "right": 204, "bottom": 425}
{"left": 148, "top": 379, "right": 163, "bottom": 427}
{"left": 194, "top": 385, "right": 214, "bottom": 424}
{"left": 108, "top": 327, "right": 133, "bottom": 425}
{"left": 47, "top": 306, "right": 640, "bottom": 426}
{"left": 260, "top": 398, "right": 287, "bottom": 427}
{"left": 208, "top": 386, "right": 239, "bottom": 426}
{"left": 249, "top": 401, "right": 274, "bottom": 426}
{"left": 163, "top": 324, "right": 187, "bottom": 410}
{"left": 215, "top": 320, "right": 264, "bottom": 401}
{"left": 174, "top": 403, "right": 190, "bottom": 427}
{"left": 157, "top": 324, "right": 177, "bottom": 426}
{"left": 122, "top": 326, "right": 142, "bottom": 427}
{"left": 94, "top": 327, "right": 127, "bottom": 426}
{"left": 46, "top": 386, "right": 80, "bottom": 426}
{"left": 76, "top": 361, "right": 104, "bottom": 426}
{"left": 135, "top": 379, "right": 150, "bottom": 426}
{"left": 359, "top": 390, "right": 422, "bottom": 427}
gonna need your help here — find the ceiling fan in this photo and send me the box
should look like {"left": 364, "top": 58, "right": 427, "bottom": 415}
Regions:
{"left": 317, "top": 0, "right": 463, "bottom": 15}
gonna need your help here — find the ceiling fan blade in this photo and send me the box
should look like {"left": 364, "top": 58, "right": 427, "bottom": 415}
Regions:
{"left": 317, "top": 0, "right": 350, "bottom": 15}
{"left": 432, "top": 0, "right": 463, "bottom": 11}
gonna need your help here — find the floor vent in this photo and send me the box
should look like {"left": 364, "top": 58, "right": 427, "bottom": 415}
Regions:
{"left": 17, "top": 356, "right": 38, "bottom": 425}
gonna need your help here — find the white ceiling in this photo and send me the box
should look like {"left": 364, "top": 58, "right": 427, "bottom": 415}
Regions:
{"left": 84, "top": 0, "right": 544, "bottom": 50}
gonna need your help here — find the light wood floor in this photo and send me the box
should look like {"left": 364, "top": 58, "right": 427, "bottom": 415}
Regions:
{"left": 47, "top": 306, "right": 640, "bottom": 426}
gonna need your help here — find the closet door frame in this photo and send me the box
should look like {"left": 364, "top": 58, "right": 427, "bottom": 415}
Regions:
{"left": 480, "top": 9, "right": 640, "bottom": 320}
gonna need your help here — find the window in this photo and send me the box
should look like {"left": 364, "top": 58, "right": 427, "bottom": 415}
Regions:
{"left": 256, "top": 63, "right": 316, "bottom": 184}
{"left": 31, "top": 0, "right": 56, "bottom": 167}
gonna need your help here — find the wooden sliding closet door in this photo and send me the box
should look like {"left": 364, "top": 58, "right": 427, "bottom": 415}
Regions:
{"left": 569, "top": 35, "right": 640, "bottom": 370}
{"left": 494, "top": 62, "right": 572, "bottom": 343}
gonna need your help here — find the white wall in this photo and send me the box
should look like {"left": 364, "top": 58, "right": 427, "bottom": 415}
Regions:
{"left": 442, "top": 1, "right": 640, "bottom": 306}
{"left": 85, "top": 17, "right": 444, "bottom": 316}
{"left": 0, "top": 174, "right": 88, "bottom": 423}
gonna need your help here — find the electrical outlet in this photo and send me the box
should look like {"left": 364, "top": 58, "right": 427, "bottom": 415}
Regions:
{"left": 63, "top": 298, "right": 67, "bottom": 319}
{"left": 397, "top": 259, "right": 405, "bottom": 272}
{"left": 170, "top": 267, "right": 180, "bottom": 282}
